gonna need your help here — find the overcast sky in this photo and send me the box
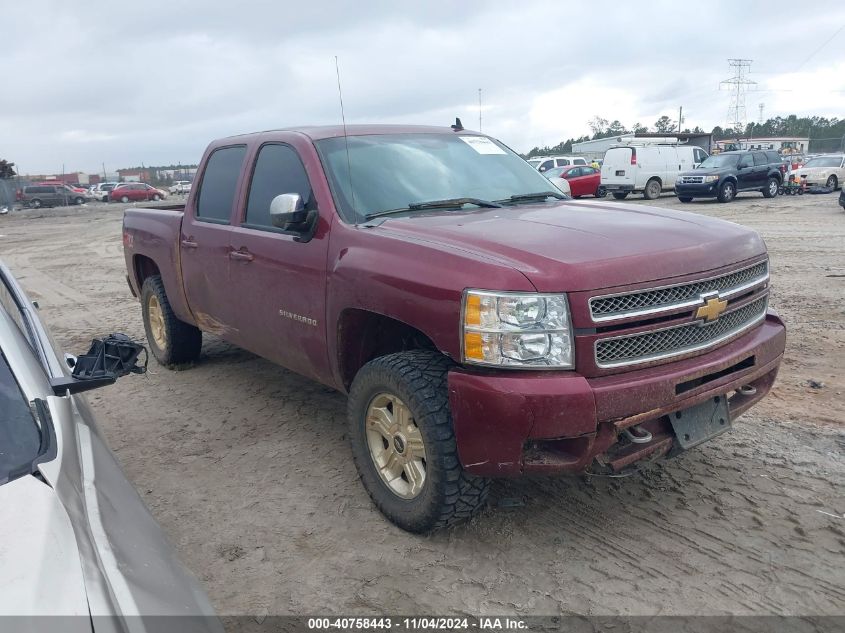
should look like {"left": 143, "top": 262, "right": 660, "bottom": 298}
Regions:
{"left": 3, "top": 0, "right": 844, "bottom": 174}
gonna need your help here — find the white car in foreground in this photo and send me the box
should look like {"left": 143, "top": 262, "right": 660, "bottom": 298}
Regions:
{"left": 0, "top": 261, "right": 221, "bottom": 631}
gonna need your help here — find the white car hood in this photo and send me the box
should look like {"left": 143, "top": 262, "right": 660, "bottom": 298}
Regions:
{"left": 0, "top": 475, "right": 92, "bottom": 624}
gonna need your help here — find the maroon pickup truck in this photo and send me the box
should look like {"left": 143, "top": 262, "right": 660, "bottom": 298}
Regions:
{"left": 122, "top": 124, "right": 786, "bottom": 533}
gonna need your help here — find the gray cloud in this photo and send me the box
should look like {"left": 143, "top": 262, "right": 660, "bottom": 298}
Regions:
{"left": 2, "top": 0, "right": 844, "bottom": 173}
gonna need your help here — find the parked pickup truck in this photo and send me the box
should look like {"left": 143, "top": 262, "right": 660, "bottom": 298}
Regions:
{"left": 123, "top": 124, "right": 786, "bottom": 533}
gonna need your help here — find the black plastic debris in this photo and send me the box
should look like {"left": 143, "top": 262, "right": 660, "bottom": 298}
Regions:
{"left": 72, "top": 333, "right": 147, "bottom": 380}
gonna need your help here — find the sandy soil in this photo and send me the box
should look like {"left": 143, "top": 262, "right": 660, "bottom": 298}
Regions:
{"left": 1, "top": 191, "right": 843, "bottom": 617}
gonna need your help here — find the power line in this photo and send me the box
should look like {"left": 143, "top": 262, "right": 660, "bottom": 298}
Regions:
{"left": 720, "top": 59, "right": 757, "bottom": 133}
{"left": 795, "top": 23, "right": 845, "bottom": 71}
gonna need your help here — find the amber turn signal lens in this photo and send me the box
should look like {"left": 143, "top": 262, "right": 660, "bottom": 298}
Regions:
{"left": 464, "top": 332, "right": 484, "bottom": 360}
{"left": 464, "top": 294, "right": 481, "bottom": 326}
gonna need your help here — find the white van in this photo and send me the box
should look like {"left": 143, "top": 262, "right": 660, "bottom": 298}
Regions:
{"left": 528, "top": 155, "right": 588, "bottom": 172}
{"left": 601, "top": 144, "right": 709, "bottom": 200}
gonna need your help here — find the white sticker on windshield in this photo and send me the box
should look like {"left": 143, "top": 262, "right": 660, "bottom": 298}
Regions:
{"left": 459, "top": 136, "right": 507, "bottom": 155}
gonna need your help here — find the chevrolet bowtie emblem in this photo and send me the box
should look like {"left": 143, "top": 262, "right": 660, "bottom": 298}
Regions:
{"left": 696, "top": 295, "right": 728, "bottom": 323}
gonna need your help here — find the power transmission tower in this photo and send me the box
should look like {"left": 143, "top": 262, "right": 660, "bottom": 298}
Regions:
{"left": 758, "top": 103, "right": 765, "bottom": 125}
{"left": 719, "top": 59, "right": 756, "bottom": 135}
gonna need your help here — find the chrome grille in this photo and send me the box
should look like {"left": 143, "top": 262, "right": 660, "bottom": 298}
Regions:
{"left": 595, "top": 295, "right": 768, "bottom": 368}
{"left": 590, "top": 260, "right": 768, "bottom": 321}
{"left": 681, "top": 176, "right": 704, "bottom": 184}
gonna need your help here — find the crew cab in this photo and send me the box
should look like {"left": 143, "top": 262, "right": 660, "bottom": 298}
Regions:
{"left": 675, "top": 150, "right": 783, "bottom": 203}
{"left": 122, "top": 125, "right": 786, "bottom": 533}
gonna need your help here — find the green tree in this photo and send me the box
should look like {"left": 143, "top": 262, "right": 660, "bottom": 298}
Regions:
{"left": 654, "top": 116, "right": 673, "bottom": 133}
{"left": 0, "top": 159, "right": 16, "bottom": 179}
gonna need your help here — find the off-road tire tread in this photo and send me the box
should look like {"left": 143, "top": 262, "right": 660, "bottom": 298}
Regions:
{"left": 141, "top": 275, "right": 202, "bottom": 366}
{"left": 348, "top": 350, "right": 489, "bottom": 533}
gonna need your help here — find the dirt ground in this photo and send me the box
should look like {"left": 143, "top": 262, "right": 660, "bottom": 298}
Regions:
{"left": 1, "top": 191, "right": 843, "bottom": 617}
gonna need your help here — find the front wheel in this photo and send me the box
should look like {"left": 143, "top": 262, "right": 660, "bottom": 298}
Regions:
{"left": 120, "top": 195, "right": 130, "bottom": 203}
{"left": 152, "top": 194, "right": 161, "bottom": 201}
{"left": 30, "top": 199, "right": 42, "bottom": 209}
{"left": 612, "top": 192, "right": 629, "bottom": 200}
{"left": 717, "top": 181, "right": 736, "bottom": 203}
{"left": 74, "top": 196, "right": 85, "bottom": 205}
{"left": 678, "top": 196, "right": 693, "bottom": 203}
{"left": 141, "top": 275, "right": 202, "bottom": 366}
{"left": 762, "top": 177, "right": 779, "bottom": 198}
{"left": 347, "top": 350, "right": 489, "bottom": 533}
{"left": 826, "top": 175, "right": 838, "bottom": 189}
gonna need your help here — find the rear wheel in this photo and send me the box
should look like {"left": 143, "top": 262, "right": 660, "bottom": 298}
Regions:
{"left": 643, "top": 178, "right": 662, "bottom": 200}
{"left": 826, "top": 175, "right": 838, "bottom": 189}
{"left": 74, "top": 196, "right": 85, "bottom": 205}
{"left": 678, "top": 196, "right": 693, "bottom": 203}
{"left": 612, "top": 192, "right": 629, "bottom": 200}
{"left": 717, "top": 181, "right": 736, "bottom": 203}
{"left": 762, "top": 177, "right": 779, "bottom": 198}
{"left": 348, "top": 350, "right": 489, "bottom": 533}
{"left": 595, "top": 185, "right": 607, "bottom": 198}
{"left": 140, "top": 275, "right": 202, "bottom": 366}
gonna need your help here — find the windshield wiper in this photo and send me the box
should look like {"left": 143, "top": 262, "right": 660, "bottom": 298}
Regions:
{"left": 364, "top": 197, "right": 502, "bottom": 221}
{"left": 501, "top": 191, "right": 566, "bottom": 204}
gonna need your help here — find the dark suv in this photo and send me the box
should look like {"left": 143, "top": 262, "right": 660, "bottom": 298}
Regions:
{"left": 19, "top": 185, "right": 85, "bottom": 208}
{"left": 675, "top": 150, "right": 783, "bottom": 203}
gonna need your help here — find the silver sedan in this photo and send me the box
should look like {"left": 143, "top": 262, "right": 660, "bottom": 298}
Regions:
{"left": 0, "top": 261, "right": 221, "bottom": 631}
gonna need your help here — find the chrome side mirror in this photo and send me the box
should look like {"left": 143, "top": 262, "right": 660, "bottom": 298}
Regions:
{"left": 269, "top": 193, "right": 306, "bottom": 228}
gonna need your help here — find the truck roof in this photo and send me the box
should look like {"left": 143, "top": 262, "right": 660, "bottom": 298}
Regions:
{"left": 220, "top": 124, "right": 479, "bottom": 143}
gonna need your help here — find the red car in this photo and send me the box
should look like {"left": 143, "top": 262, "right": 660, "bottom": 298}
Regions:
{"left": 110, "top": 183, "right": 166, "bottom": 203}
{"left": 559, "top": 165, "right": 605, "bottom": 198}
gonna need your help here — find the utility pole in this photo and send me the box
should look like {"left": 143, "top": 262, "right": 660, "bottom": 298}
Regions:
{"left": 758, "top": 103, "right": 764, "bottom": 124}
{"left": 677, "top": 106, "right": 683, "bottom": 133}
{"left": 720, "top": 59, "right": 756, "bottom": 138}
{"left": 478, "top": 88, "right": 482, "bottom": 132}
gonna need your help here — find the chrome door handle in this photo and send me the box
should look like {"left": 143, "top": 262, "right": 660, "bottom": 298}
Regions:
{"left": 181, "top": 238, "right": 198, "bottom": 248}
{"left": 229, "top": 249, "right": 254, "bottom": 262}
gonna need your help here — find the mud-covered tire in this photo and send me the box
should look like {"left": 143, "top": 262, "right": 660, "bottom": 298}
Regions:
{"left": 140, "top": 275, "right": 202, "bottom": 366}
{"left": 678, "top": 196, "right": 693, "bottom": 203}
{"left": 762, "top": 177, "right": 779, "bottom": 198}
{"left": 347, "top": 350, "right": 489, "bottom": 533}
{"left": 643, "top": 178, "right": 661, "bottom": 200}
{"left": 717, "top": 180, "right": 736, "bottom": 203}
{"left": 612, "top": 192, "right": 629, "bottom": 200}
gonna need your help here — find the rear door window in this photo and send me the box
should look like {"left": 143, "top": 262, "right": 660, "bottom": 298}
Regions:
{"left": 556, "top": 159, "right": 570, "bottom": 167}
{"left": 244, "top": 144, "right": 313, "bottom": 229}
{"left": 196, "top": 145, "right": 247, "bottom": 223}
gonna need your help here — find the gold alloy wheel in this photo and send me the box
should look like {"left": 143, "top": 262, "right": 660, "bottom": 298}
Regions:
{"left": 147, "top": 294, "right": 167, "bottom": 350}
{"left": 365, "top": 393, "right": 427, "bottom": 499}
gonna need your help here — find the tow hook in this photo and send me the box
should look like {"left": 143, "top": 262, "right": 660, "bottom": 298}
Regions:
{"left": 738, "top": 384, "right": 757, "bottom": 396}
{"left": 623, "top": 425, "right": 653, "bottom": 444}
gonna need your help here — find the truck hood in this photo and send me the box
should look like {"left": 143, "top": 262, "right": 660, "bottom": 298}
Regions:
{"left": 373, "top": 200, "right": 766, "bottom": 291}
{"left": 0, "top": 475, "right": 91, "bottom": 620}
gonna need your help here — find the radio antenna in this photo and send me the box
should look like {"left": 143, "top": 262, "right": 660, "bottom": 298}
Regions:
{"left": 335, "top": 56, "right": 357, "bottom": 217}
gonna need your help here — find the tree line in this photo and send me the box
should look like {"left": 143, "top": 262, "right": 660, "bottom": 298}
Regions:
{"left": 525, "top": 114, "right": 845, "bottom": 158}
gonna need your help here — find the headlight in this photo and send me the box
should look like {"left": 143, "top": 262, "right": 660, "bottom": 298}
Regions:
{"left": 462, "top": 290, "right": 574, "bottom": 368}
{"left": 704, "top": 175, "right": 720, "bottom": 182}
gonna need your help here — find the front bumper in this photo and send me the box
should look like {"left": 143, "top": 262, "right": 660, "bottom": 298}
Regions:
{"left": 448, "top": 312, "right": 785, "bottom": 477}
{"left": 675, "top": 182, "right": 720, "bottom": 197}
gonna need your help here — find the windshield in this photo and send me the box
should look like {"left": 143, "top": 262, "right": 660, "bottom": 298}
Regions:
{"left": 0, "top": 351, "right": 41, "bottom": 486}
{"left": 699, "top": 154, "right": 739, "bottom": 169}
{"left": 315, "top": 134, "right": 561, "bottom": 222}
{"left": 803, "top": 157, "right": 842, "bottom": 168}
